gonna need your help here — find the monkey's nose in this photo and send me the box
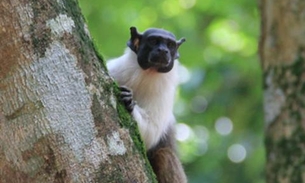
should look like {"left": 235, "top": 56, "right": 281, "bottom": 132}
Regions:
{"left": 157, "top": 48, "right": 169, "bottom": 54}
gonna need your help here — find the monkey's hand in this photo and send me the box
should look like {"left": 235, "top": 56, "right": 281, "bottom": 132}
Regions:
{"left": 119, "top": 86, "right": 136, "bottom": 113}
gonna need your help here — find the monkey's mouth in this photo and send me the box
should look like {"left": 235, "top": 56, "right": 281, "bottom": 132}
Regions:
{"left": 148, "top": 55, "right": 170, "bottom": 68}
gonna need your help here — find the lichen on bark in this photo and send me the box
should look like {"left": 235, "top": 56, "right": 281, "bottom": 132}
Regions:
{"left": 260, "top": 0, "right": 305, "bottom": 182}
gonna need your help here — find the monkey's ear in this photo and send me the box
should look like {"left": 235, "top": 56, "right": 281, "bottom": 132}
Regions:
{"left": 127, "top": 27, "right": 142, "bottom": 53}
{"left": 175, "top": 38, "right": 186, "bottom": 59}
{"left": 176, "top": 38, "right": 186, "bottom": 47}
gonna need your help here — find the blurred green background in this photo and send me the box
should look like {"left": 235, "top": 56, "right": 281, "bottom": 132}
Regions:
{"left": 79, "top": 0, "right": 264, "bottom": 183}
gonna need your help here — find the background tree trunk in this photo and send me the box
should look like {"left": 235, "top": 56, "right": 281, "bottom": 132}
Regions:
{"left": 0, "top": 0, "right": 155, "bottom": 182}
{"left": 260, "top": 0, "right": 305, "bottom": 182}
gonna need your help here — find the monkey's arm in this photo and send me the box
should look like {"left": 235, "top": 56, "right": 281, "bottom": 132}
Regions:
{"left": 120, "top": 86, "right": 165, "bottom": 149}
{"left": 147, "top": 125, "right": 187, "bottom": 183}
{"left": 119, "top": 85, "right": 150, "bottom": 135}
{"left": 120, "top": 86, "right": 187, "bottom": 182}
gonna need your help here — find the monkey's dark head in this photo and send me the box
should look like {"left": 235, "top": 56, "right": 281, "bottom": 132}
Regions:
{"left": 127, "top": 27, "right": 186, "bottom": 73}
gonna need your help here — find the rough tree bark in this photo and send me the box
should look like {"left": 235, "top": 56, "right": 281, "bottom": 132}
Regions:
{"left": 0, "top": 0, "right": 156, "bottom": 182}
{"left": 260, "top": 0, "right": 305, "bottom": 183}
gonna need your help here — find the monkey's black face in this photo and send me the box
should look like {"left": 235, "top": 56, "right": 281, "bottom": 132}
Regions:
{"left": 138, "top": 34, "right": 177, "bottom": 72}
{"left": 127, "top": 27, "right": 185, "bottom": 73}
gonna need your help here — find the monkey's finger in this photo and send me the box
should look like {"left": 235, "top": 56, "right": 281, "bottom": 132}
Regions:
{"left": 121, "top": 96, "right": 132, "bottom": 102}
{"left": 126, "top": 100, "right": 136, "bottom": 112}
{"left": 120, "top": 91, "right": 132, "bottom": 98}
{"left": 120, "top": 98, "right": 135, "bottom": 113}
{"left": 119, "top": 86, "right": 133, "bottom": 93}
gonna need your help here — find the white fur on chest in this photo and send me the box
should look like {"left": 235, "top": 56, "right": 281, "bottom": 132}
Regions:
{"left": 107, "top": 48, "right": 179, "bottom": 149}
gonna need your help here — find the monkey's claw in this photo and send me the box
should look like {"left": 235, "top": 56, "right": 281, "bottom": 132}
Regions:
{"left": 119, "top": 86, "right": 136, "bottom": 113}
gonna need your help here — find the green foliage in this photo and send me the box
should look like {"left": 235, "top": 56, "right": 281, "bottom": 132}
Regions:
{"left": 79, "top": 0, "right": 264, "bottom": 182}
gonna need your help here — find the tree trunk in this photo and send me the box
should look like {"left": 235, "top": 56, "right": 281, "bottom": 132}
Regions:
{"left": 0, "top": 0, "right": 155, "bottom": 182}
{"left": 260, "top": 0, "right": 305, "bottom": 182}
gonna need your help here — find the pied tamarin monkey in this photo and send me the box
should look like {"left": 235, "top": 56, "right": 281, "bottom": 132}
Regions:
{"left": 107, "top": 27, "right": 187, "bottom": 183}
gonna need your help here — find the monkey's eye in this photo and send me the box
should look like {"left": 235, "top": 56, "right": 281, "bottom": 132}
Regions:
{"left": 167, "top": 41, "right": 176, "bottom": 49}
{"left": 148, "top": 38, "right": 158, "bottom": 45}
